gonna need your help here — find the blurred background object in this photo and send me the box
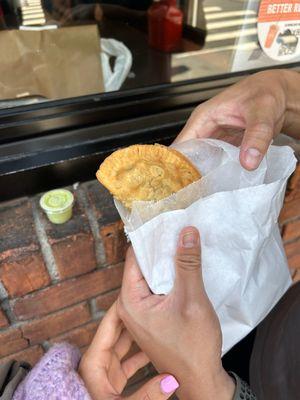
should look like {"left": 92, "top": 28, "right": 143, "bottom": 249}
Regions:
{"left": 0, "top": 1, "right": 299, "bottom": 106}
{"left": 148, "top": 0, "right": 183, "bottom": 52}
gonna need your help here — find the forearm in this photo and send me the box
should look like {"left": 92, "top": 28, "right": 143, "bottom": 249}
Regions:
{"left": 282, "top": 69, "right": 300, "bottom": 140}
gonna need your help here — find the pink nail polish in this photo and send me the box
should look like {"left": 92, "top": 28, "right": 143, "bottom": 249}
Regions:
{"left": 244, "top": 148, "right": 262, "bottom": 169}
{"left": 160, "top": 375, "right": 179, "bottom": 394}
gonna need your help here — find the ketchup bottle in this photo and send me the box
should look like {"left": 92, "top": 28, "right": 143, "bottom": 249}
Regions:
{"left": 148, "top": 0, "right": 183, "bottom": 52}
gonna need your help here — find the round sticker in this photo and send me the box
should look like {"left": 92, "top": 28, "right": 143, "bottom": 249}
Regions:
{"left": 258, "top": 0, "right": 300, "bottom": 61}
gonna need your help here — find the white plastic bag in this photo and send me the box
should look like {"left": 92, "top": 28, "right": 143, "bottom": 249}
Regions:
{"left": 116, "top": 139, "right": 297, "bottom": 354}
{"left": 100, "top": 38, "right": 132, "bottom": 92}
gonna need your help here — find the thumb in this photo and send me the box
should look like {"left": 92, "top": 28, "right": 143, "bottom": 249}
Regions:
{"left": 126, "top": 374, "right": 179, "bottom": 400}
{"left": 173, "top": 226, "right": 203, "bottom": 301}
{"left": 240, "top": 107, "right": 276, "bottom": 170}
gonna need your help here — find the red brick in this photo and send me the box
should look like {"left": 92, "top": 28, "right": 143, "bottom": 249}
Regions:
{"left": 284, "top": 240, "right": 300, "bottom": 270}
{"left": 0, "top": 345, "right": 43, "bottom": 366}
{"left": 0, "top": 327, "right": 19, "bottom": 342}
{"left": 0, "top": 308, "right": 8, "bottom": 328}
{"left": 94, "top": 289, "right": 120, "bottom": 312}
{"left": 13, "top": 263, "right": 124, "bottom": 321}
{"left": 280, "top": 164, "right": 300, "bottom": 223}
{"left": 287, "top": 164, "right": 300, "bottom": 194}
{"left": 280, "top": 196, "right": 300, "bottom": 224}
{"left": 282, "top": 219, "right": 300, "bottom": 242}
{"left": 38, "top": 191, "right": 91, "bottom": 242}
{"left": 37, "top": 191, "right": 97, "bottom": 279}
{"left": 0, "top": 199, "right": 37, "bottom": 254}
{"left": 50, "top": 320, "right": 99, "bottom": 348}
{"left": 85, "top": 181, "right": 120, "bottom": 225}
{"left": 52, "top": 234, "right": 96, "bottom": 280}
{"left": 22, "top": 303, "right": 91, "bottom": 345}
{"left": 100, "top": 221, "right": 128, "bottom": 264}
{"left": 0, "top": 327, "right": 28, "bottom": 357}
{"left": 0, "top": 250, "right": 50, "bottom": 297}
{"left": 0, "top": 199, "right": 50, "bottom": 297}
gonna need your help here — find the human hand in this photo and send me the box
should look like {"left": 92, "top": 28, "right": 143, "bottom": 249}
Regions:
{"left": 175, "top": 69, "right": 300, "bottom": 170}
{"left": 79, "top": 302, "right": 179, "bottom": 400}
{"left": 118, "top": 227, "right": 235, "bottom": 400}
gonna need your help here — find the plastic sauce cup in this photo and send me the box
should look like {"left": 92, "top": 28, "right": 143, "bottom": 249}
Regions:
{"left": 40, "top": 189, "right": 74, "bottom": 224}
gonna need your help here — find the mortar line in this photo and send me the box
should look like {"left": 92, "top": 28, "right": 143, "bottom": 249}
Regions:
{"left": 76, "top": 185, "right": 106, "bottom": 266}
{"left": 31, "top": 200, "right": 59, "bottom": 282}
{"left": 1, "top": 299, "right": 16, "bottom": 324}
{"left": 88, "top": 298, "right": 106, "bottom": 320}
{"left": 0, "top": 282, "right": 8, "bottom": 301}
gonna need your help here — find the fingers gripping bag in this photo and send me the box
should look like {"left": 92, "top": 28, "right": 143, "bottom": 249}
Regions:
{"left": 113, "top": 139, "right": 297, "bottom": 355}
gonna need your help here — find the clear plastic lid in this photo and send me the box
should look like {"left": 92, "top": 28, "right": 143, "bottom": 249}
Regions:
{"left": 40, "top": 189, "right": 74, "bottom": 214}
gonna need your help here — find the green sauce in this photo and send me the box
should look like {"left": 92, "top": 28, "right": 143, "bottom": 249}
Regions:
{"left": 40, "top": 189, "right": 74, "bottom": 224}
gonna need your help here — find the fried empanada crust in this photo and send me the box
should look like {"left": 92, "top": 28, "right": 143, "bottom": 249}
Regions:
{"left": 96, "top": 144, "right": 201, "bottom": 208}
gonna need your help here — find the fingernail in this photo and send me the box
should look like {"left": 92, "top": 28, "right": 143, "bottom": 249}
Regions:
{"left": 160, "top": 375, "right": 179, "bottom": 394}
{"left": 244, "top": 148, "right": 263, "bottom": 169}
{"left": 182, "top": 230, "right": 198, "bottom": 248}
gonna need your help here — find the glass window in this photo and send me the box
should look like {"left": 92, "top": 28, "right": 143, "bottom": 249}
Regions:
{"left": 0, "top": 0, "right": 300, "bottom": 108}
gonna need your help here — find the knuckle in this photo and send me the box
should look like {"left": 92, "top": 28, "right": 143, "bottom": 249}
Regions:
{"left": 192, "top": 104, "right": 202, "bottom": 116}
{"left": 244, "top": 121, "right": 274, "bottom": 149}
{"left": 260, "top": 92, "right": 277, "bottom": 108}
{"left": 258, "top": 93, "right": 284, "bottom": 119}
{"left": 249, "top": 87, "right": 280, "bottom": 114}
{"left": 247, "top": 124, "right": 273, "bottom": 140}
{"left": 190, "top": 104, "right": 207, "bottom": 121}
{"left": 176, "top": 253, "right": 201, "bottom": 271}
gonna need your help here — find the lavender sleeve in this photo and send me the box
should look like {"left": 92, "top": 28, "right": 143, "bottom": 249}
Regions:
{"left": 12, "top": 343, "right": 92, "bottom": 400}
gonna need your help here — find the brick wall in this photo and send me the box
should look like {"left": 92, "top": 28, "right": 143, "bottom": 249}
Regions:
{"left": 0, "top": 165, "right": 299, "bottom": 366}
{"left": 0, "top": 181, "right": 127, "bottom": 365}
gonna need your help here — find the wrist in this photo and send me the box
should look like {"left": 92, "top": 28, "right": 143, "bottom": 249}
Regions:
{"left": 178, "top": 367, "right": 235, "bottom": 400}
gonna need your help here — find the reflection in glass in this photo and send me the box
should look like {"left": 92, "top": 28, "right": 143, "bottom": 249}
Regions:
{"left": 0, "top": 0, "right": 299, "bottom": 109}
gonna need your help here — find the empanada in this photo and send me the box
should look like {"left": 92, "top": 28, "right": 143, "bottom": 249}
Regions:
{"left": 96, "top": 144, "right": 201, "bottom": 208}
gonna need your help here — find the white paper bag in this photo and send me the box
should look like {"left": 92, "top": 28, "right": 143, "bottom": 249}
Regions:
{"left": 115, "top": 139, "right": 297, "bottom": 354}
